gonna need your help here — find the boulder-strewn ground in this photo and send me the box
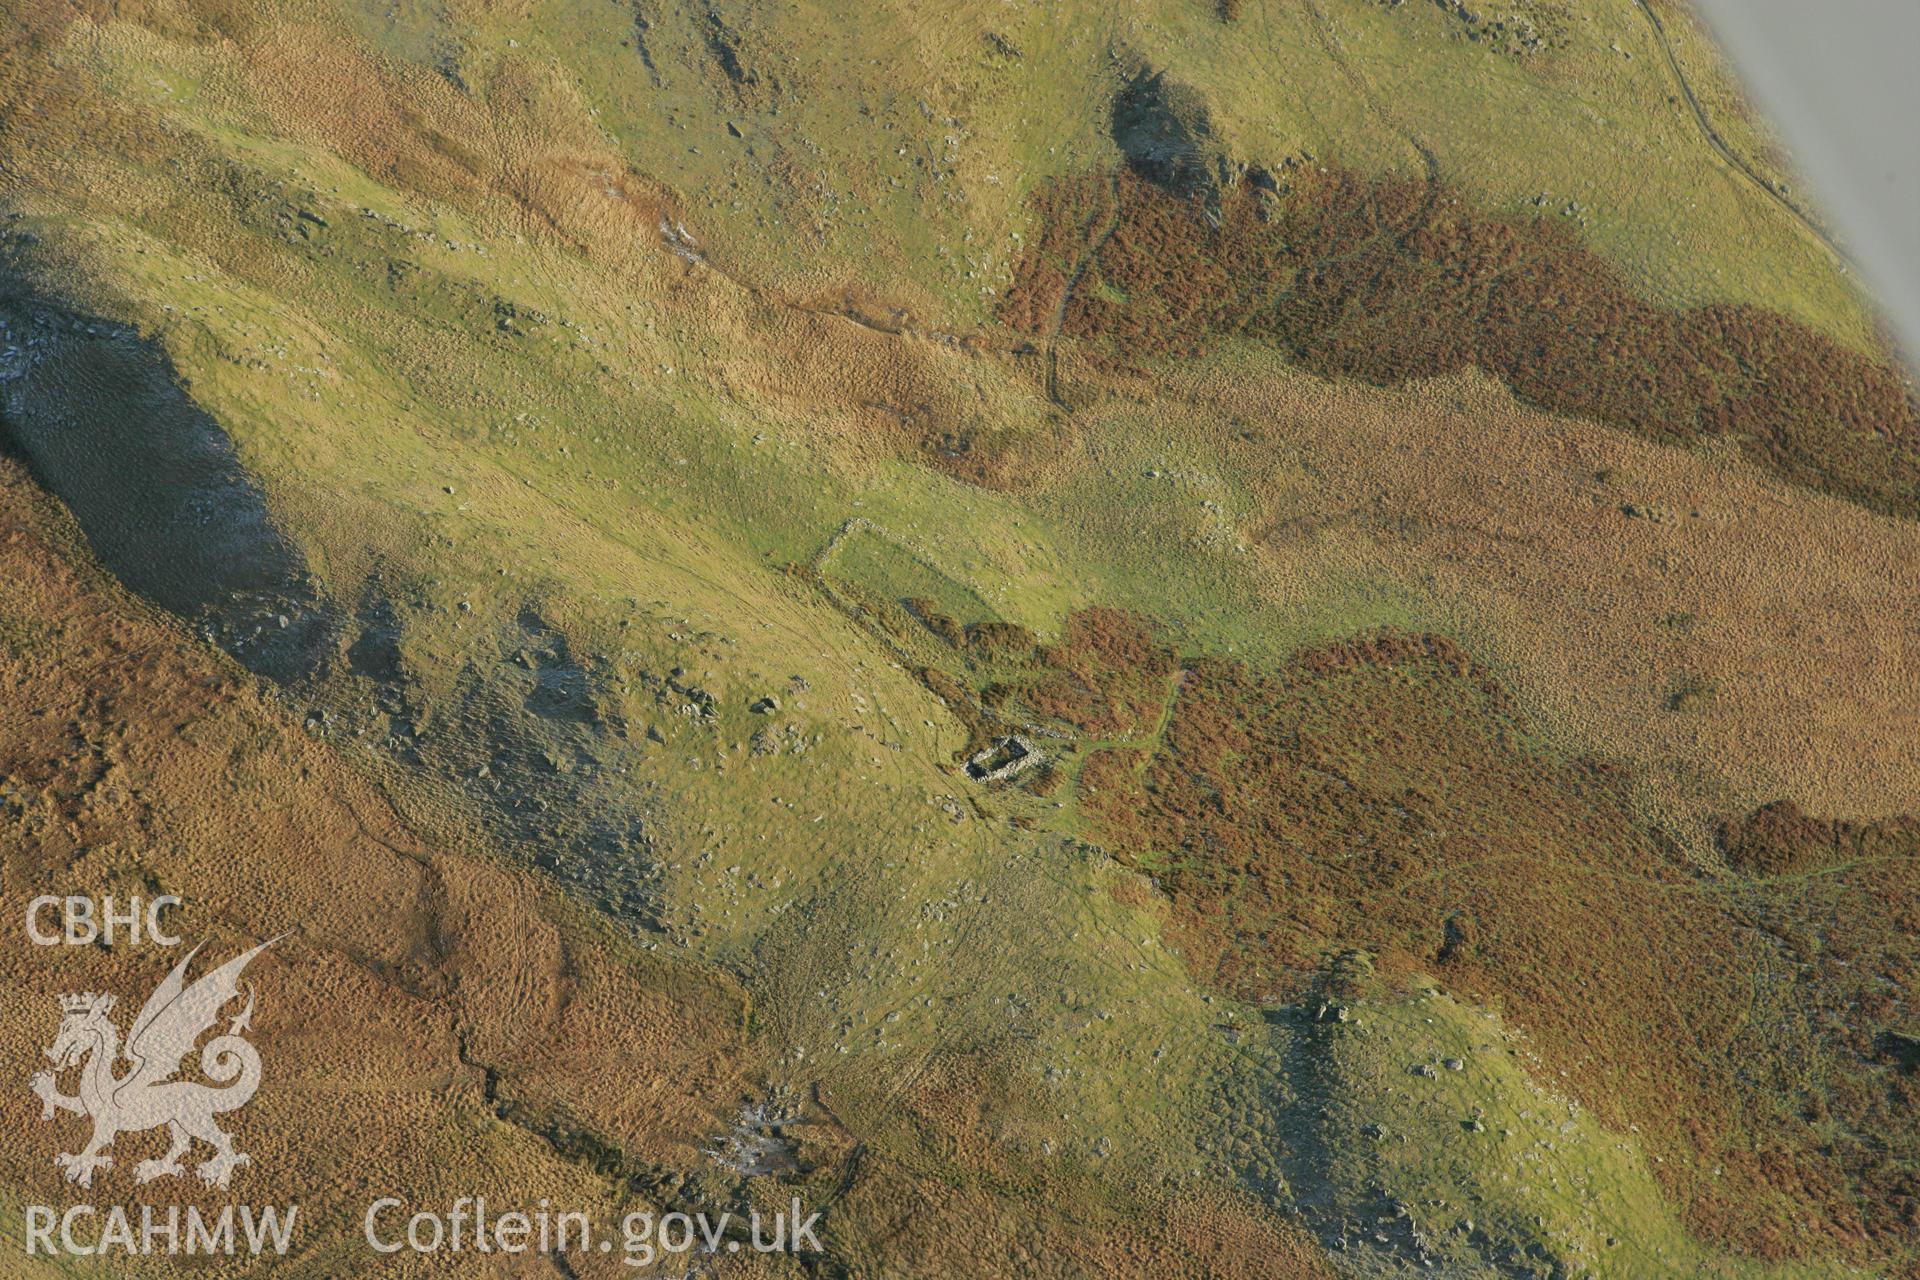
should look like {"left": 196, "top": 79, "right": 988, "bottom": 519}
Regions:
{"left": 2, "top": 1, "right": 1914, "bottom": 1275}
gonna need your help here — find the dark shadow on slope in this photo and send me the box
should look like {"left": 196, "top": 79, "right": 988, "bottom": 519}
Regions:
{"left": 1110, "top": 69, "right": 1220, "bottom": 196}
{"left": 1219, "top": 955, "right": 1575, "bottom": 1278}
{"left": 0, "top": 297, "right": 335, "bottom": 683}
{"left": 0, "top": 290, "right": 666, "bottom": 929}
{"left": 330, "top": 580, "right": 664, "bottom": 929}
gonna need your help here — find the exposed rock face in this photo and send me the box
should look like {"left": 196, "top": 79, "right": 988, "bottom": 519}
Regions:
{"left": 1110, "top": 70, "right": 1219, "bottom": 195}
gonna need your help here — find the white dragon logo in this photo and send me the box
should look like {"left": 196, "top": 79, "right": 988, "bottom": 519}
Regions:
{"left": 28, "top": 938, "right": 279, "bottom": 1189}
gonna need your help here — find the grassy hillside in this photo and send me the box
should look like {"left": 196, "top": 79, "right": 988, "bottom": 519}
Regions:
{"left": 1, "top": 0, "right": 1915, "bottom": 1276}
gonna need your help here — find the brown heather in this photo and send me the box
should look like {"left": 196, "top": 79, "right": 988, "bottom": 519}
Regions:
{"left": 1040, "top": 613, "right": 1920, "bottom": 1261}
{"left": 1005, "top": 166, "right": 1920, "bottom": 518}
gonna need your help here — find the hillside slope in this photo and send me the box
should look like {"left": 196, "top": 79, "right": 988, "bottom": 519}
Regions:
{"left": 2, "top": 1, "right": 1915, "bottom": 1276}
